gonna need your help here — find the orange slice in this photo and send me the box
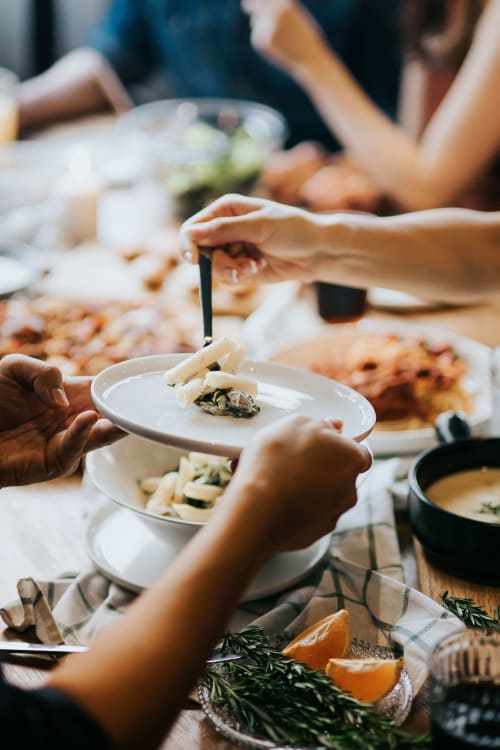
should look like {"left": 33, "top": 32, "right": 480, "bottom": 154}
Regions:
{"left": 282, "top": 610, "right": 350, "bottom": 670}
{"left": 325, "top": 657, "right": 404, "bottom": 703}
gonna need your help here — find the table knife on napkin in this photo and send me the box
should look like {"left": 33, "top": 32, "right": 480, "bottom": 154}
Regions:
{"left": 0, "top": 641, "right": 240, "bottom": 662}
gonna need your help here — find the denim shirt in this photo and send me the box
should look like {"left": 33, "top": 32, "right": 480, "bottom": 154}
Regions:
{"left": 88, "top": 0, "right": 402, "bottom": 147}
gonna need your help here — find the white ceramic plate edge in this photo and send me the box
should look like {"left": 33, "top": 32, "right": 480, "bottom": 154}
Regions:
{"left": 268, "top": 319, "right": 492, "bottom": 456}
{"left": 86, "top": 503, "right": 331, "bottom": 602}
{"left": 91, "top": 355, "right": 376, "bottom": 457}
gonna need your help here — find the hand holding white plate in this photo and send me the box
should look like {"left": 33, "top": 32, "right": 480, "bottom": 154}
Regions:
{"left": 91, "top": 355, "right": 375, "bottom": 457}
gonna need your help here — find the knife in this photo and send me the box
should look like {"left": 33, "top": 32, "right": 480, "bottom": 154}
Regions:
{"left": 0, "top": 641, "right": 240, "bottom": 662}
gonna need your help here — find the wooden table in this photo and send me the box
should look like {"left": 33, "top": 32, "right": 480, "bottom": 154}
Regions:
{"left": 1, "top": 287, "right": 500, "bottom": 747}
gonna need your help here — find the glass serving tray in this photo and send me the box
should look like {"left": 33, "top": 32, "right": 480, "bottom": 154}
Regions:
{"left": 198, "top": 637, "right": 413, "bottom": 750}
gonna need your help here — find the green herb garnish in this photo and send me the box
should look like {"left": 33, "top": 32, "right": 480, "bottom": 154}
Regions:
{"left": 441, "top": 591, "right": 500, "bottom": 631}
{"left": 478, "top": 502, "right": 500, "bottom": 517}
{"left": 202, "top": 627, "right": 429, "bottom": 749}
{"left": 195, "top": 388, "right": 260, "bottom": 418}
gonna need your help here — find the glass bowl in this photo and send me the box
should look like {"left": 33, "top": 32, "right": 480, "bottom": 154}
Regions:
{"left": 118, "top": 98, "right": 287, "bottom": 218}
{"left": 198, "top": 637, "right": 413, "bottom": 749}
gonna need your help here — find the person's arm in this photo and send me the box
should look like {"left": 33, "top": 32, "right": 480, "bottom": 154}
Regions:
{"left": 46, "top": 416, "right": 369, "bottom": 749}
{"left": 244, "top": 0, "right": 500, "bottom": 211}
{"left": 16, "top": 49, "right": 130, "bottom": 134}
{"left": 180, "top": 194, "right": 500, "bottom": 304}
{"left": 17, "top": 0, "right": 152, "bottom": 134}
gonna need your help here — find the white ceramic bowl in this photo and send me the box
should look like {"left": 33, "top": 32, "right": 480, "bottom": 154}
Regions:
{"left": 85, "top": 434, "right": 202, "bottom": 545}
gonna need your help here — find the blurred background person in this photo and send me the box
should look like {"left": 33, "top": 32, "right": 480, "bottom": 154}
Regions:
{"left": 14, "top": 0, "right": 402, "bottom": 148}
{"left": 246, "top": 0, "right": 500, "bottom": 212}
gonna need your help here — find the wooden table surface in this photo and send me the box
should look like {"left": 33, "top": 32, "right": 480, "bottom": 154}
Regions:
{"left": 1, "top": 282, "right": 500, "bottom": 747}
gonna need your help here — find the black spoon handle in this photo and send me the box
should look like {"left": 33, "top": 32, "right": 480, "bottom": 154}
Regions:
{"left": 199, "top": 252, "right": 213, "bottom": 346}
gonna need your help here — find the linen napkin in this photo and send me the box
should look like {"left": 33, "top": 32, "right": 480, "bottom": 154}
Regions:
{"left": 0, "top": 461, "right": 463, "bottom": 695}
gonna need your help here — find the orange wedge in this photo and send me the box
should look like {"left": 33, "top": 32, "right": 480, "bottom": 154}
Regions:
{"left": 325, "top": 657, "right": 404, "bottom": 703}
{"left": 282, "top": 610, "right": 350, "bottom": 670}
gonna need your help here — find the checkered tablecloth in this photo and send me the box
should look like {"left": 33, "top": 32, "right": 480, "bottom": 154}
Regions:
{"left": 0, "top": 459, "right": 463, "bottom": 695}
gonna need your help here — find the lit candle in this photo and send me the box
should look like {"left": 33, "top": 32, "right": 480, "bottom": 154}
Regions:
{"left": 0, "top": 68, "right": 18, "bottom": 143}
{"left": 0, "top": 93, "right": 18, "bottom": 143}
{"left": 53, "top": 146, "right": 104, "bottom": 245}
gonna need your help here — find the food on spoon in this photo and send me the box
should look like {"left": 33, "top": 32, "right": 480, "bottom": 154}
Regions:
{"left": 140, "top": 451, "right": 232, "bottom": 522}
{"left": 164, "top": 337, "right": 260, "bottom": 418}
{"left": 282, "top": 610, "right": 351, "bottom": 670}
{"left": 325, "top": 657, "right": 404, "bottom": 703}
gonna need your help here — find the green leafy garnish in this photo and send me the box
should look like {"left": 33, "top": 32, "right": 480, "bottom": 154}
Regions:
{"left": 477, "top": 502, "right": 500, "bottom": 517}
{"left": 441, "top": 591, "right": 500, "bottom": 631}
{"left": 202, "top": 627, "right": 429, "bottom": 749}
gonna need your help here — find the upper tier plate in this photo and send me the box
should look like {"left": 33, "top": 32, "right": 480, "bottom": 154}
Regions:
{"left": 91, "top": 355, "right": 375, "bottom": 457}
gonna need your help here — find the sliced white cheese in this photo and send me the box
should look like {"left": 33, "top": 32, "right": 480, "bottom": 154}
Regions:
{"left": 139, "top": 476, "right": 163, "bottom": 494}
{"left": 174, "top": 456, "right": 195, "bottom": 502}
{"left": 188, "top": 451, "right": 229, "bottom": 466}
{"left": 182, "top": 482, "right": 224, "bottom": 503}
{"left": 164, "top": 337, "right": 236, "bottom": 386}
{"left": 204, "top": 370, "right": 258, "bottom": 397}
{"left": 221, "top": 346, "right": 246, "bottom": 375}
{"left": 172, "top": 503, "right": 213, "bottom": 523}
{"left": 175, "top": 378, "right": 207, "bottom": 407}
{"left": 147, "top": 471, "right": 178, "bottom": 510}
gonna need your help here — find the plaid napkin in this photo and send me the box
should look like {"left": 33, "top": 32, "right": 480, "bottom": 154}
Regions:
{"left": 0, "top": 461, "right": 463, "bottom": 694}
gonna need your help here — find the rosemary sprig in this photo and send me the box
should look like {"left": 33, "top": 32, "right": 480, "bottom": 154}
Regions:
{"left": 478, "top": 501, "right": 500, "bottom": 517}
{"left": 202, "top": 627, "right": 430, "bottom": 749}
{"left": 441, "top": 591, "right": 500, "bottom": 632}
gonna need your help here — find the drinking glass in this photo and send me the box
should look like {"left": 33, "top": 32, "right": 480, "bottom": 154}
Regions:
{"left": 315, "top": 282, "right": 367, "bottom": 323}
{"left": 430, "top": 630, "right": 500, "bottom": 748}
{"left": 491, "top": 347, "right": 500, "bottom": 436}
{"left": 0, "top": 68, "right": 19, "bottom": 143}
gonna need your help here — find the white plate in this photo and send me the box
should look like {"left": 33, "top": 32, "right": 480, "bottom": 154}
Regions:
{"left": 86, "top": 502, "right": 330, "bottom": 601}
{"left": 91, "top": 355, "right": 375, "bottom": 457}
{"left": 270, "top": 320, "right": 492, "bottom": 456}
{"left": 368, "top": 287, "right": 449, "bottom": 312}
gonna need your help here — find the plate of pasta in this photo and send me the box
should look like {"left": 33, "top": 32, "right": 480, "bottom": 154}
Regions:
{"left": 269, "top": 321, "right": 491, "bottom": 456}
{"left": 91, "top": 338, "right": 375, "bottom": 458}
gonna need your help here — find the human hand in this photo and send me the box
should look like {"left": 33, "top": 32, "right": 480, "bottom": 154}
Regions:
{"left": 223, "top": 415, "right": 371, "bottom": 554}
{"left": 0, "top": 354, "right": 124, "bottom": 487}
{"left": 181, "top": 194, "right": 326, "bottom": 285}
{"left": 242, "top": 0, "right": 327, "bottom": 78}
{"left": 301, "top": 162, "right": 383, "bottom": 213}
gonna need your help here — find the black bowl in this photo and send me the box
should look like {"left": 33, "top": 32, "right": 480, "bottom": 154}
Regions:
{"left": 408, "top": 414, "right": 500, "bottom": 584}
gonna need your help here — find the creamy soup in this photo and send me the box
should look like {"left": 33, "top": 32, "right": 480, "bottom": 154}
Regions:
{"left": 426, "top": 468, "right": 500, "bottom": 523}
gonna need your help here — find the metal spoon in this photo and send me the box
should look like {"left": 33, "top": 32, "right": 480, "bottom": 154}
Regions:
{"left": 198, "top": 251, "right": 213, "bottom": 347}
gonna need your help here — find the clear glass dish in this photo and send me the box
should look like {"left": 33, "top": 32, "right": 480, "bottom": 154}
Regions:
{"left": 198, "top": 637, "right": 413, "bottom": 749}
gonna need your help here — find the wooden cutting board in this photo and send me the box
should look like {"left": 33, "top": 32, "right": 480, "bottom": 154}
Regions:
{"left": 415, "top": 539, "right": 499, "bottom": 613}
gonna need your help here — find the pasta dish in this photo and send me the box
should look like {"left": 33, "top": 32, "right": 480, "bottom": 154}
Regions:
{"left": 311, "top": 334, "right": 472, "bottom": 428}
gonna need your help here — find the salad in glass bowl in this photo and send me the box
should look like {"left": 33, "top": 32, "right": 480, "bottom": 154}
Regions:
{"left": 118, "top": 98, "right": 287, "bottom": 217}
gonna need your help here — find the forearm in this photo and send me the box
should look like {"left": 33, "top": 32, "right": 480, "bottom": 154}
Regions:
{"left": 293, "top": 49, "right": 446, "bottom": 210}
{"left": 314, "top": 209, "right": 500, "bottom": 303}
{"left": 17, "top": 49, "right": 130, "bottom": 133}
{"left": 48, "top": 480, "right": 270, "bottom": 749}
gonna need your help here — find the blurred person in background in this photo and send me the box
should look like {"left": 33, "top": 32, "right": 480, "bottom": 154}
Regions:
{"left": 245, "top": 0, "right": 500, "bottom": 212}
{"left": 15, "top": 0, "right": 402, "bottom": 148}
